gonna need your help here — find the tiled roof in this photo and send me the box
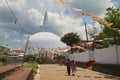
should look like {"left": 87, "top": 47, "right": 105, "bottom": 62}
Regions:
{"left": 11, "top": 50, "right": 24, "bottom": 53}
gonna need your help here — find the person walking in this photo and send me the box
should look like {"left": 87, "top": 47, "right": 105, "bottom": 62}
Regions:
{"left": 65, "top": 59, "right": 71, "bottom": 76}
{"left": 71, "top": 60, "right": 76, "bottom": 76}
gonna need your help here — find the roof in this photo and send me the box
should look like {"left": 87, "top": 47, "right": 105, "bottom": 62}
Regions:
{"left": 0, "top": 50, "right": 4, "bottom": 54}
{"left": 11, "top": 50, "right": 24, "bottom": 53}
{"left": 71, "top": 46, "right": 87, "bottom": 51}
{"left": 0, "top": 46, "right": 11, "bottom": 54}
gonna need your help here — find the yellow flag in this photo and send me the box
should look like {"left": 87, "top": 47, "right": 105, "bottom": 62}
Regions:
{"left": 105, "top": 23, "right": 113, "bottom": 28}
{"left": 86, "top": 13, "right": 94, "bottom": 16}
{"left": 53, "top": 0, "right": 70, "bottom": 4}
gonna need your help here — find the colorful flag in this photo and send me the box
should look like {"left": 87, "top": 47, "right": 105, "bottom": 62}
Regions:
{"left": 53, "top": 0, "right": 70, "bottom": 4}
{"left": 85, "top": 13, "right": 94, "bottom": 16}
{"left": 72, "top": 7, "right": 85, "bottom": 15}
{"left": 72, "top": 7, "right": 113, "bottom": 28}
{"left": 72, "top": 7, "right": 83, "bottom": 12}
{"left": 93, "top": 16, "right": 113, "bottom": 27}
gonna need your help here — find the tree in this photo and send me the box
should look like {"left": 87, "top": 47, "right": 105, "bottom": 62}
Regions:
{"left": 105, "top": 7, "right": 120, "bottom": 29}
{"left": 3, "top": 48, "right": 10, "bottom": 55}
{"left": 97, "top": 7, "right": 120, "bottom": 45}
{"left": 87, "top": 27, "right": 102, "bottom": 50}
{"left": 87, "top": 27, "right": 100, "bottom": 39}
{"left": 0, "top": 54, "right": 8, "bottom": 65}
{"left": 61, "top": 32, "right": 80, "bottom": 46}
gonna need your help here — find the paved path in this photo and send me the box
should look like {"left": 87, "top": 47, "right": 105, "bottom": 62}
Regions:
{"left": 35, "top": 64, "right": 120, "bottom": 80}
{"left": 0, "top": 65, "right": 18, "bottom": 74}
{"left": 34, "top": 65, "right": 40, "bottom": 80}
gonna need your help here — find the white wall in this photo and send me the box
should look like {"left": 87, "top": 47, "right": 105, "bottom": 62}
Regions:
{"left": 73, "top": 51, "right": 89, "bottom": 62}
{"left": 73, "top": 45, "right": 120, "bottom": 64}
{"left": 95, "top": 46, "right": 117, "bottom": 64}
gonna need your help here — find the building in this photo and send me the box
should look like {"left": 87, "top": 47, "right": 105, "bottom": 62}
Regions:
{"left": 0, "top": 46, "right": 10, "bottom": 54}
{"left": 10, "top": 50, "right": 24, "bottom": 57}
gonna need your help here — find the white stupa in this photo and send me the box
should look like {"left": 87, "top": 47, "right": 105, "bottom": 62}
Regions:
{"left": 27, "top": 11, "right": 66, "bottom": 53}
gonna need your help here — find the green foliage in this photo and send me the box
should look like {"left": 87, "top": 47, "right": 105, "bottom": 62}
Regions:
{"left": 61, "top": 32, "right": 80, "bottom": 46}
{"left": 0, "top": 54, "right": 8, "bottom": 59}
{"left": 0, "top": 54, "right": 8, "bottom": 65}
{"left": 39, "top": 58, "right": 55, "bottom": 64}
{"left": 3, "top": 48, "right": 10, "bottom": 55}
{"left": 22, "top": 62, "right": 37, "bottom": 68}
{"left": 25, "top": 54, "right": 35, "bottom": 62}
{"left": 22, "top": 62, "right": 37, "bottom": 75}
{"left": 105, "top": 7, "right": 120, "bottom": 29}
{"left": 97, "top": 7, "right": 120, "bottom": 46}
{"left": 0, "top": 62, "right": 3, "bottom": 66}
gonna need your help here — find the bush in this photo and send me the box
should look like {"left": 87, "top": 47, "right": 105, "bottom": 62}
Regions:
{"left": 0, "top": 54, "right": 8, "bottom": 65}
{"left": 0, "top": 61, "right": 3, "bottom": 66}
{"left": 39, "top": 58, "right": 55, "bottom": 64}
{"left": 25, "top": 54, "right": 35, "bottom": 62}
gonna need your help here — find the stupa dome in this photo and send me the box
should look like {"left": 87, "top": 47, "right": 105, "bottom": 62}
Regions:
{"left": 28, "top": 32, "right": 66, "bottom": 49}
{"left": 24, "top": 11, "right": 66, "bottom": 53}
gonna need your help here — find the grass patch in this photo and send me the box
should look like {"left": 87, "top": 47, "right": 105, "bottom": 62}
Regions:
{"left": 22, "top": 62, "right": 37, "bottom": 69}
{"left": 0, "top": 62, "right": 3, "bottom": 66}
{"left": 22, "top": 62, "right": 38, "bottom": 76}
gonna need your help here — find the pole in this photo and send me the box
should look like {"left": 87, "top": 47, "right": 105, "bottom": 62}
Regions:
{"left": 84, "top": 22, "right": 88, "bottom": 42}
{"left": 21, "top": 36, "right": 29, "bottom": 66}
{"left": 116, "top": 45, "right": 119, "bottom": 64}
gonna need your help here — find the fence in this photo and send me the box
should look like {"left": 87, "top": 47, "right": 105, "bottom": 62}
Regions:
{"left": 5, "top": 56, "right": 23, "bottom": 65}
{"left": 73, "top": 45, "right": 120, "bottom": 64}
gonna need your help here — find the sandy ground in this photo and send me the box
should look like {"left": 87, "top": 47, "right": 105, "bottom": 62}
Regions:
{"left": 35, "top": 64, "right": 120, "bottom": 80}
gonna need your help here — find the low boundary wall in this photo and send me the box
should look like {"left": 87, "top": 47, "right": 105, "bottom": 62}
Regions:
{"left": 92, "top": 63, "right": 120, "bottom": 77}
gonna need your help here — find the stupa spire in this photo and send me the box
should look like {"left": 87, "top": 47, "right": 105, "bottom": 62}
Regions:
{"left": 40, "top": 11, "right": 51, "bottom": 32}
{"left": 43, "top": 11, "right": 48, "bottom": 25}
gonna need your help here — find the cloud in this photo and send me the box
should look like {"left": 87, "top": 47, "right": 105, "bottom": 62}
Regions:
{"left": 0, "top": 32, "right": 9, "bottom": 39}
{"left": 10, "top": 38, "right": 26, "bottom": 49}
{"left": 0, "top": 0, "right": 115, "bottom": 35}
{"left": 69, "top": 0, "right": 115, "bottom": 18}
{"left": 3, "top": 0, "right": 26, "bottom": 11}
{"left": 0, "top": 28, "right": 9, "bottom": 39}
{"left": 27, "top": 8, "right": 43, "bottom": 26}
{"left": 48, "top": 12, "right": 84, "bottom": 36}
{"left": 11, "top": 39, "right": 21, "bottom": 43}
{"left": 0, "top": 0, "right": 116, "bottom": 49}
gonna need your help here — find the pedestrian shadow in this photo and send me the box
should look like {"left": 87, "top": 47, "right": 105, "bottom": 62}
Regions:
{"left": 98, "top": 73, "right": 104, "bottom": 75}
{"left": 77, "top": 75, "right": 81, "bottom": 77}
{"left": 104, "top": 75, "right": 119, "bottom": 79}
{"left": 83, "top": 76, "right": 91, "bottom": 78}
{"left": 64, "top": 75, "right": 81, "bottom": 77}
{"left": 94, "top": 76, "right": 102, "bottom": 78}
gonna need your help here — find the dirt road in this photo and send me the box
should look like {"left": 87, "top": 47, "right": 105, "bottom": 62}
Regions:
{"left": 36, "top": 64, "right": 120, "bottom": 80}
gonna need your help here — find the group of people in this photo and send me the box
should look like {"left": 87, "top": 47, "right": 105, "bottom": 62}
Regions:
{"left": 65, "top": 59, "right": 76, "bottom": 76}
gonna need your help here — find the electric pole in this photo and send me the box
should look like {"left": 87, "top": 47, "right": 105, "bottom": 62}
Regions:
{"left": 21, "top": 36, "right": 29, "bottom": 66}
{"left": 84, "top": 22, "right": 88, "bottom": 42}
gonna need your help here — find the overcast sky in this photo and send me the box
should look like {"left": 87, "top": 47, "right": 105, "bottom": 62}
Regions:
{"left": 0, "top": 0, "right": 119, "bottom": 49}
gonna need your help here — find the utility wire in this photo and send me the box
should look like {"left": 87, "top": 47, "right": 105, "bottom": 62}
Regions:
{"left": 1, "top": 0, "right": 16, "bottom": 20}
{"left": 0, "top": 0, "right": 5, "bottom": 7}
{"left": 4, "top": 0, "right": 25, "bottom": 34}
{"left": 11, "top": 0, "right": 27, "bottom": 35}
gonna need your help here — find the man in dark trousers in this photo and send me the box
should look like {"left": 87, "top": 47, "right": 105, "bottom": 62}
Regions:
{"left": 65, "top": 59, "right": 71, "bottom": 76}
{"left": 71, "top": 60, "right": 76, "bottom": 76}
